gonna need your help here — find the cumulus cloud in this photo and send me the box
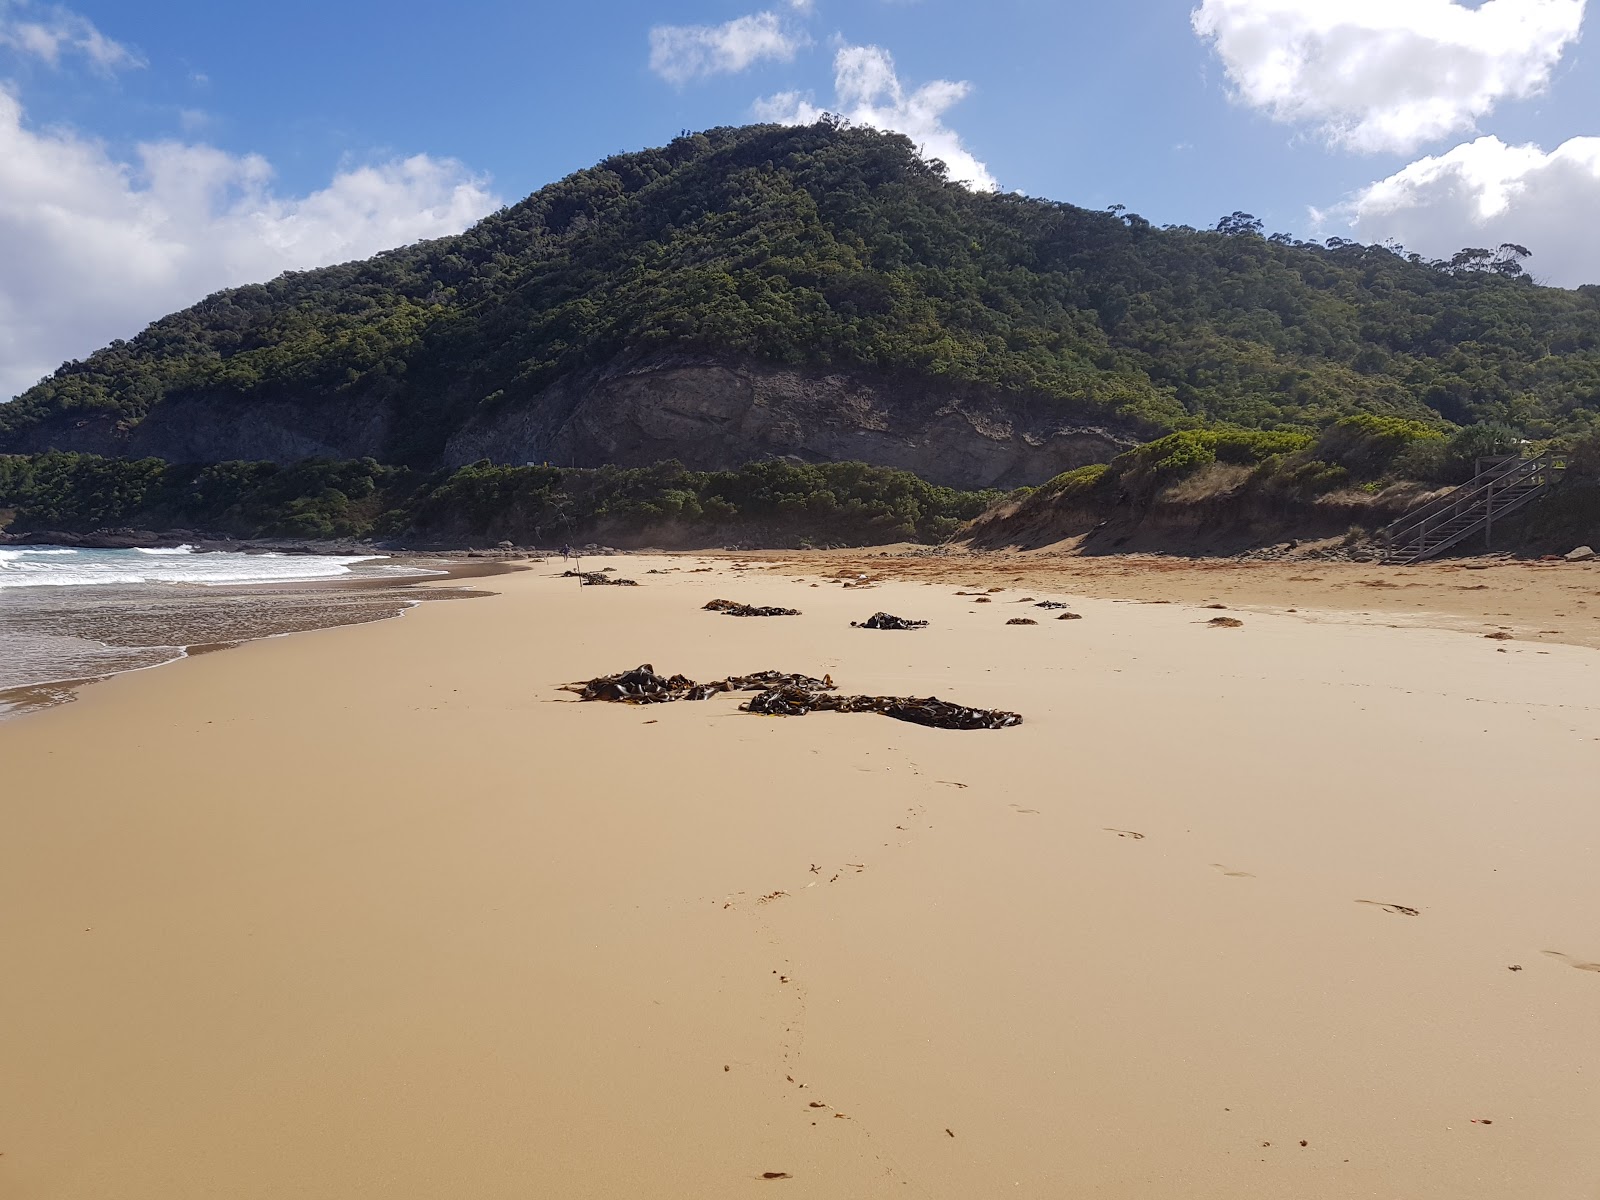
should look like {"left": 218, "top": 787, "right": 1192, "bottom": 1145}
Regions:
{"left": 1329, "top": 134, "right": 1600, "bottom": 285}
{"left": 649, "top": 11, "right": 807, "bottom": 84}
{"left": 1191, "top": 0, "right": 1587, "bottom": 153}
{"left": 754, "top": 44, "right": 996, "bottom": 190}
{"left": 0, "top": 89, "right": 499, "bottom": 399}
{"left": 0, "top": 0, "right": 141, "bottom": 71}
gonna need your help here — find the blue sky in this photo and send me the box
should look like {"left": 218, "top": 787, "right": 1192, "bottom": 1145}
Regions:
{"left": 2, "top": 0, "right": 1597, "bottom": 398}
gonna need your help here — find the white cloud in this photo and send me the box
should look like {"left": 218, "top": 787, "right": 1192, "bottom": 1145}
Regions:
{"left": 1191, "top": 0, "right": 1587, "bottom": 153}
{"left": 649, "top": 11, "right": 807, "bottom": 84}
{"left": 1329, "top": 134, "right": 1600, "bottom": 285}
{"left": 0, "top": 89, "right": 500, "bottom": 400}
{"left": 0, "top": 0, "right": 142, "bottom": 71}
{"left": 754, "top": 44, "right": 996, "bottom": 190}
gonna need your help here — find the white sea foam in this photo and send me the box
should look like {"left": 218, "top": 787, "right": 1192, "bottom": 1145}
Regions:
{"left": 133, "top": 544, "right": 195, "bottom": 556}
{"left": 0, "top": 630, "right": 185, "bottom": 694}
{"left": 0, "top": 546, "right": 398, "bottom": 589}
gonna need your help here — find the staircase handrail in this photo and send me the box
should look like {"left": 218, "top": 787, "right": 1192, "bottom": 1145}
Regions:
{"left": 1381, "top": 452, "right": 1562, "bottom": 551}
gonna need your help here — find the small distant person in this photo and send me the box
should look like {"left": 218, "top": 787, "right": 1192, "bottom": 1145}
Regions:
{"left": 561, "top": 544, "right": 571, "bottom": 561}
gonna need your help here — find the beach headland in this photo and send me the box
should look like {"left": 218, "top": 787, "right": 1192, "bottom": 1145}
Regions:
{"left": 2, "top": 552, "right": 1597, "bottom": 1198}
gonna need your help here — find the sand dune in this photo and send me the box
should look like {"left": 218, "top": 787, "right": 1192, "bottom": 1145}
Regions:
{"left": 2, "top": 555, "right": 1597, "bottom": 1198}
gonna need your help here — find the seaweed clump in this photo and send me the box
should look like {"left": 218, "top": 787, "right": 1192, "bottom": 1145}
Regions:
{"left": 564, "top": 570, "right": 639, "bottom": 586}
{"left": 565, "top": 666, "right": 1022, "bottom": 729}
{"left": 851, "top": 613, "right": 929, "bottom": 630}
{"left": 565, "top": 665, "right": 834, "bottom": 704}
{"left": 743, "top": 689, "right": 1023, "bottom": 730}
{"left": 704, "top": 599, "right": 801, "bottom": 617}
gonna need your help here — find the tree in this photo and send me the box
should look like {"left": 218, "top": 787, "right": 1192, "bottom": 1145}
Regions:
{"left": 1216, "top": 211, "right": 1264, "bottom": 237}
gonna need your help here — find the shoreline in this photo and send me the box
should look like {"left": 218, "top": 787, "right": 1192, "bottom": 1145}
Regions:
{"left": 0, "top": 557, "right": 527, "bottom": 720}
{"left": 2, "top": 553, "right": 1597, "bottom": 1198}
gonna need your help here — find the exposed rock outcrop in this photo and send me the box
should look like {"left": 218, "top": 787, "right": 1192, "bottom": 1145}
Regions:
{"left": 442, "top": 354, "right": 1136, "bottom": 490}
{"left": 8, "top": 353, "right": 1136, "bottom": 491}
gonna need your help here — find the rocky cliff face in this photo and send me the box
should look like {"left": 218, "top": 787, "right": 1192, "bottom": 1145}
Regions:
{"left": 5, "top": 353, "right": 1139, "bottom": 489}
{"left": 443, "top": 354, "right": 1137, "bottom": 489}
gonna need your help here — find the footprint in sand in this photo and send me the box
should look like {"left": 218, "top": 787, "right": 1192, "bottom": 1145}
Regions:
{"left": 1105, "top": 828, "right": 1146, "bottom": 840}
{"left": 1356, "top": 900, "right": 1421, "bottom": 917}
{"left": 1211, "top": 864, "right": 1255, "bottom": 878}
{"left": 1542, "top": 950, "right": 1600, "bottom": 972}
{"left": 1010, "top": 804, "right": 1040, "bottom": 815}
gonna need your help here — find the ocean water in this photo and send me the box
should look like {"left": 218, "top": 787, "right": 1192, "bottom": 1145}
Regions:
{"left": 0, "top": 544, "right": 390, "bottom": 589}
{"left": 0, "top": 546, "right": 453, "bottom": 716}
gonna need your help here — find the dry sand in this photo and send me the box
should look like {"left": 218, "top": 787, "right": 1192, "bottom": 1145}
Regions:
{"left": 3, "top": 554, "right": 1598, "bottom": 1198}
{"left": 747, "top": 547, "right": 1600, "bottom": 650}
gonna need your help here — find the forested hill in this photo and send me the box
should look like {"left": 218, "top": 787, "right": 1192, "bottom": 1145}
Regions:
{"left": 2, "top": 120, "right": 1598, "bottom": 482}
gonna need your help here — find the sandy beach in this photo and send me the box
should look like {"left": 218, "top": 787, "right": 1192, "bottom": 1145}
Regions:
{"left": 3, "top": 553, "right": 1598, "bottom": 1198}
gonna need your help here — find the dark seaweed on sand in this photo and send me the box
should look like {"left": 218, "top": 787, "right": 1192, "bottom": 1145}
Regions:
{"left": 704, "top": 599, "right": 802, "bottom": 617}
{"left": 566, "top": 665, "right": 1022, "bottom": 729}
{"left": 851, "top": 613, "right": 929, "bottom": 630}
{"left": 565, "top": 665, "right": 834, "bottom": 704}
{"left": 743, "top": 688, "right": 1023, "bottom": 730}
{"left": 564, "top": 570, "right": 639, "bottom": 586}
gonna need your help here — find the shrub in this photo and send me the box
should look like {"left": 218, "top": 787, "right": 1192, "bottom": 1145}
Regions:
{"left": 1044, "top": 463, "right": 1110, "bottom": 498}
{"left": 1436, "top": 423, "right": 1525, "bottom": 484}
{"left": 1562, "top": 429, "right": 1600, "bottom": 479}
{"left": 1313, "top": 415, "right": 1445, "bottom": 479}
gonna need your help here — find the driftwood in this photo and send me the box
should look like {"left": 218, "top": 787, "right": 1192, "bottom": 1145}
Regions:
{"left": 851, "top": 612, "right": 929, "bottom": 630}
{"left": 704, "top": 599, "right": 801, "bottom": 617}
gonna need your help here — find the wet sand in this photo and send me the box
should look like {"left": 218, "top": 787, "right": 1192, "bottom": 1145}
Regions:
{"left": 3, "top": 554, "right": 1598, "bottom": 1198}
{"left": 0, "top": 558, "right": 517, "bottom": 718}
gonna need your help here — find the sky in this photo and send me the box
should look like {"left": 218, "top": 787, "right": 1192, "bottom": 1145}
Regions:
{"left": 2, "top": 0, "right": 1598, "bottom": 400}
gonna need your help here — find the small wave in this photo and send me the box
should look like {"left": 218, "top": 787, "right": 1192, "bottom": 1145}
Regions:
{"left": 0, "top": 547, "right": 391, "bottom": 589}
{"left": 134, "top": 544, "right": 195, "bottom": 556}
{"left": 0, "top": 547, "right": 79, "bottom": 560}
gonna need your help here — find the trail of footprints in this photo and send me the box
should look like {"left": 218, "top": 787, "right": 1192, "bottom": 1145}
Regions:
{"left": 722, "top": 796, "right": 946, "bottom": 1189}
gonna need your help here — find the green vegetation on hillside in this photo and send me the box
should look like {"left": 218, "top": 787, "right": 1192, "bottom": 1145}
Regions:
{"left": 964, "top": 421, "right": 1600, "bottom": 553}
{"left": 995, "top": 420, "right": 1600, "bottom": 534}
{"left": 0, "top": 453, "right": 996, "bottom": 545}
{"left": 3, "top": 121, "right": 1598, "bottom": 464}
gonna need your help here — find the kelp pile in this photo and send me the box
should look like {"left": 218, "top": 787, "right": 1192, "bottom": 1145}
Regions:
{"left": 1006, "top": 618, "right": 1038, "bottom": 626}
{"left": 1035, "top": 601, "right": 1073, "bottom": 610}
{"left": 564, "top": 664, "right": 835, "bottom": 704}
{"left": 851, "top": 612, "right": 929, "bottom": 630}
{"left": 743, "top": 688, "right": 1023, "bottom": 730}
{"left": 703, "top": 599, "right": 802, "bottom": 617}
{"left": 565, "top": 664, "right": 1022, "bottom": 730}
{"left": 564, "top": 570, "right": 639, "bottom": 586}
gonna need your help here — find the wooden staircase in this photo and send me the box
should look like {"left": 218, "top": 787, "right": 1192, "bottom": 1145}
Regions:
{"left": 1381, "top": 452, "right": 1567, "bottom": 565}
